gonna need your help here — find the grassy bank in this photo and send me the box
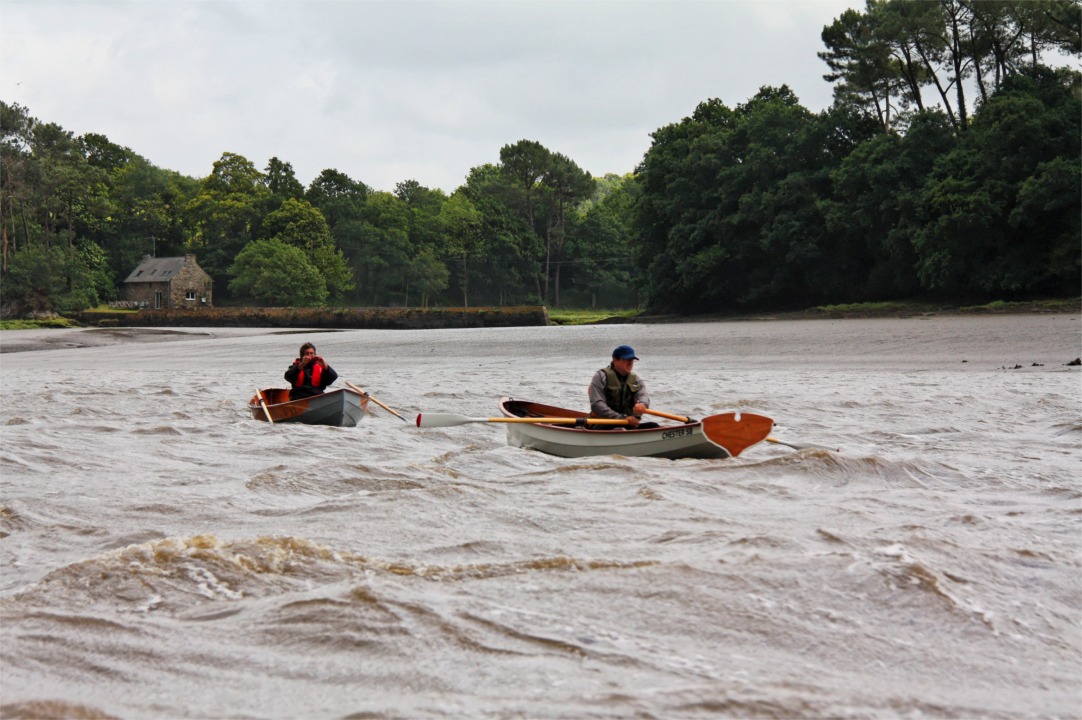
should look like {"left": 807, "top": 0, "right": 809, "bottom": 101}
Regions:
{"left": 547, "top": 309, "right": 640, "bottom": 326}
{"left": 812, "top": 298, "right": 1081, "bottom": 318}
{"left": 0, "top": 317, "right": 80, "bottom": 330}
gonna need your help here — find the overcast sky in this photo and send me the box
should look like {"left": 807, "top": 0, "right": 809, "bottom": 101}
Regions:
{"left": 2, "top": 0, "right": 861, "bottom": 194}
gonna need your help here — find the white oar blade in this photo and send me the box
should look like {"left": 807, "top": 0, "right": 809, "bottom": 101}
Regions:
{"left": 415, "top": 413, "right": 484, "bottom": 428}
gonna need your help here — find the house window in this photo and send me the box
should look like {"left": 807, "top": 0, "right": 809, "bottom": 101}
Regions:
{"left": 186, "top": 291, "right": 196, "bottom": 301}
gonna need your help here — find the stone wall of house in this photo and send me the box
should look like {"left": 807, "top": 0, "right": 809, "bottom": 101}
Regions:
{"left": 169, "top": 261, "right": 213, "bottom": 309}
{"left": 123, "top": 281, "right": 171, "bottom": 309}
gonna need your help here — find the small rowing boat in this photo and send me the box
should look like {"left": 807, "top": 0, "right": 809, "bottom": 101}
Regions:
{"left": 248, "top": 388, "right": 369, "bottom": 427}
{"left": 496, "top": 397, "right": 773, "bottom": 459}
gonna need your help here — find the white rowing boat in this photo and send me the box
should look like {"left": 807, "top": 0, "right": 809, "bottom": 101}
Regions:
{"left": 496, "top": 397, "right": 773, "bottom": 459}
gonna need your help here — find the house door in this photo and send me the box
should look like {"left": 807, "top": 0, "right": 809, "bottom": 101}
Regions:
{"left": 154, "top": 291, "right": 163, "bottom": 309}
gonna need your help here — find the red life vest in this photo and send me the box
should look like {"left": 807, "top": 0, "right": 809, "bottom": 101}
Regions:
{"left": 293, "top": 361, "right": 323, "bottom": 387}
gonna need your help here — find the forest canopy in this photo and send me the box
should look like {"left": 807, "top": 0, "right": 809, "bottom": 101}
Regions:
{"left": 2, "top": 0, "right": 1078, "bottom": 317}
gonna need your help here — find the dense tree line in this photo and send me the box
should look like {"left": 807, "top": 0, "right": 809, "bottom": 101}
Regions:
{"left": 638, "top": 0, "right": 1079, "bottom": 312}
{"left": 2, "top": 0, "right": 1077, "bottom": 317}
{"left": 0, "top": 107, "right": 634, "bottom": 314}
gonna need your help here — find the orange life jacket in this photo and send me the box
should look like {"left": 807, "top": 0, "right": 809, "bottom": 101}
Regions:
{"left": 293, "top": 361, "right": 323, "bottom": 388}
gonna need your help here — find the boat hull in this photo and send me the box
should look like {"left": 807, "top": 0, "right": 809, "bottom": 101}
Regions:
{"left": 249, "top": 388, "right": 368, "bottom": 427}
{"left": 498, "top": 398, "right": 733, "bottom": 459}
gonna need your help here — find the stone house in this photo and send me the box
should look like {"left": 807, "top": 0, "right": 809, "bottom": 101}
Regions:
{"left": 122, "top": 254, "right": 213, "bottom": 310}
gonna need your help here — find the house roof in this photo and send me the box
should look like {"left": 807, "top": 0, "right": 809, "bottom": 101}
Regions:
{"left": 124, "top": 256, "right": 193, "bottom": 283}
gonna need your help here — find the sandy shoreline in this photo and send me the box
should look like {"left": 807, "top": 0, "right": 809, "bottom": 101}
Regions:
{"left": 0, "top": 326, "right": 295, "bottom": 354}
{"left": 1, "top": 307, "right": 1079, "bottom": 355}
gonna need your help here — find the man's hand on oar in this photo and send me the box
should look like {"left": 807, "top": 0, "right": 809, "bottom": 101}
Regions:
{"left": 345, "top": 381, "right": 408, "bottom": 423}
{"left": 641, "top": 408, "right": 697, "bottom": 423}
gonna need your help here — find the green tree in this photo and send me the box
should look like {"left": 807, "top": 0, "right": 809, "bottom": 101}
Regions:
{"left": 1, "top": 241, "right": 113, "bottom": 314}
{"left": 185, "top": 152, "right": 270, "bottom": 299}
{"left": 260, "top": 196, "right": 354, "bottom": 301}
{"left": 406, "top": 248, "right": 449, "bottom": 308}
{"left": 1, "top": 101, "right": 38, "bottom": 271}
{"left": 914, "top": 67, "right": 1081, "bottom": 295}
{"left": 499, "top": 140, "right": 549, "bottom": 235}
{"left": 917, "top": 65, "right": 1077, "bottom": 294}
{"left": 346, "top": 191, "right": 412, "bottom": 305}
{"left": 635, "top": 86, "right": 877, "bottom": 312}
{"left": 460, "top": 163, "right": 542, "bottom": 306}
{"left": 566, "top": 173, "right": 641, "bottom": 308}
{"left": 96, "top": 156, "right": 196, "bottom": 281}
{"left": 820, "top": 7, "right": 905, "bottom": 131}
{"left": 541, "top": 153, "right": 594, "bottom": 306}
{"left": 306, "top": 168, "right": 368, "bottom": 230}
{"left": 264, "top": 157, "right": 305, "bottom": 204}
{"left": 824, "top": 110, "right": 955, "bottom": 300}
{"left": 228, "top": 238, "right": 328, "bottom": 306}
{"left": 499, "top": 140, "right": 551, "bottom": 298}
{"left": 438, "top": 192, "right": 484, "bottom": 307}
{"left": 395, "top": 180, "right": 449, "bottom": 306}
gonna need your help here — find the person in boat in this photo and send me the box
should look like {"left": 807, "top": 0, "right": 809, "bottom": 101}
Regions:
{"left": 284, "top": 342, "right": 339, "bottom": 400}
{"left": 588, "top": 345, "right": 659, "bottom": 429}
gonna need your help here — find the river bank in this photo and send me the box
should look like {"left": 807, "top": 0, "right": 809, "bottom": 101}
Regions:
{"left": 66, "top": 304, "right": 551, "bottom": 329}
{"left": 617, "top": 298, "right": 1082, "bottom": 323}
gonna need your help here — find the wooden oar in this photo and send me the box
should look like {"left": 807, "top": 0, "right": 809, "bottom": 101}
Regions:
{"left": 642, "top": 408, "right": 695, "bottom": 423}
{"left": 766, "top": 437, "right": 838, "bottom": 452}
{"left": 255, "top": 389, "right": 274, "bottom": 425}
{"left": 416, "top": 413, "right": 630, "bottom": 428}
{"left": 345, "top": 381, "right": 407, "bottom": 423}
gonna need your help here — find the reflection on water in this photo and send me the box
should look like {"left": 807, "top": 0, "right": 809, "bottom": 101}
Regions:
{"left": 1, "top": 316, "right": 1080, "bottom": 718}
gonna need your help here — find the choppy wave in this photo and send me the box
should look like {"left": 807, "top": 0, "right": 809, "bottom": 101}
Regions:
{"left": 6, "top": 535, "right": 661, "bottom": 612}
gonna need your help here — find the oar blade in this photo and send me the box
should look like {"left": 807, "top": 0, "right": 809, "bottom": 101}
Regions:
{"left": 415, "top": 413, "right": 483, "bottom": 428}
{"left": 701, "top": 412, "right": 774, "bottom": 457}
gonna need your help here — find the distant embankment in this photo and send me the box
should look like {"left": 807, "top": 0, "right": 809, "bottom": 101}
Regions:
{"left": 70, "top": 306, "right": 550, "bottom": 329}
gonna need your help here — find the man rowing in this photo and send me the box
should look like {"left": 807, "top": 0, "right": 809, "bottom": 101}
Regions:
{"left": 588, "top": 345, "right": 659, "bottom": 429}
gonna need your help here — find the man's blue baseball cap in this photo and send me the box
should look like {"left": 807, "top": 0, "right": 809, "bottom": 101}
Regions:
{"left": 612, "top": 345, "right": 639, "bottom": 360}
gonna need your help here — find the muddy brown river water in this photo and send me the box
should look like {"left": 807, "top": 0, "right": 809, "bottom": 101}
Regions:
{"left": 1, "top": 314, "right": 1079, "bottom": 719}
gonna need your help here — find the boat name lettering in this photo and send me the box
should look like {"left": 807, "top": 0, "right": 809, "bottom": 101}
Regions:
{"left": 661, "top": 427, "right": 693, "bottom": 440}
